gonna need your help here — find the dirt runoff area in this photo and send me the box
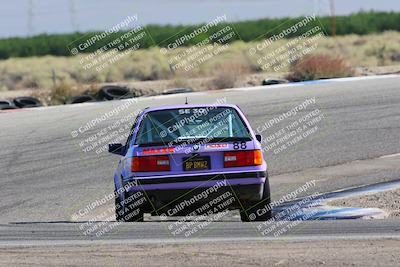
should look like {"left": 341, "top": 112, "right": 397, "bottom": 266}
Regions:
{"left": 1, "top": 239, "right": 399, "bottom": 266}
{"left": 329, "top": 188, "right": 400, "bottom": 218}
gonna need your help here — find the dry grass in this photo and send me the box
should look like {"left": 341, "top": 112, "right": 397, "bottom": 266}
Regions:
{"left": 0, "top": 31, "right": 399, "bottom": 103}
{"left": 32, "top": 80, "right": 101, "bottom": 105}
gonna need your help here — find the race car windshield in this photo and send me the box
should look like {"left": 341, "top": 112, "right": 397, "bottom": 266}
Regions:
{"left": 135, "top": 107, "right": 252, "bottom": 147}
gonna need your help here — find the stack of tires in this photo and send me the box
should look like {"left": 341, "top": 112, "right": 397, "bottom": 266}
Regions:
{"left": 98, "top": 86, "right": 135, "bottom": 100}
{"left": 0, "top": 100, "right": 15, "bottom": 110}
{"left": 67, "top": 95, "right": 96, "bottom": 104}
{"left": 0, "top": 97, "right": 43, "bottom": 110}
{"left": 262, "top": 78, "right": 288, "bottom": 86}
{"left": 13, "top": 97, "right": 42, "bottom": 108}
{"left": 162, "top": 88, "right": 193, "bottom": 95}
{"left": 1, "top": 86, "right": 137, "bottom": 110}
{"left": 66, "top": 86, "right": 135, "bottom": 104}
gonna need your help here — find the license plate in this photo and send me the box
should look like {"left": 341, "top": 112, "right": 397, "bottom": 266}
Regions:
{"left": 183, "top": 156, "right": 210, "bottom": 171}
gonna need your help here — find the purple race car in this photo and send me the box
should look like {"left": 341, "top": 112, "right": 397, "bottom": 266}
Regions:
{"left": 109, "top": 104, "right": 271, "bottom": 222}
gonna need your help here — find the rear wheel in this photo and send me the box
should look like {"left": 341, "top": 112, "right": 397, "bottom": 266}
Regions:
{"left": 115, "top": 191, "right": 145, "bottom": 222}
{"left": 240, "top": 180, "right": 272, "bottom": 222}
{"left": 115, "top": 193, "right": 124, "bottom": 222}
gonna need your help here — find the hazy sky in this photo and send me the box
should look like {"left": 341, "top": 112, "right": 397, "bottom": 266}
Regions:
{"left": 1, "top": 0, "right": 399, "bottom": 38}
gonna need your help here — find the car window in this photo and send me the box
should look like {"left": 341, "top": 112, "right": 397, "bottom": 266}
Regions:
{"left": 135, "top": 107, "right": 251, "bottom": 147}
{"left": 124, "top": 112, "right": 143, "bottom": 153}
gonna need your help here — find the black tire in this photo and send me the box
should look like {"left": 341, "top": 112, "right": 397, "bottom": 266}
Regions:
{"left": 240, "top": 179, "right": 272, "bottom": 222}
{"left": 67, "top": 95, "right": 96, "bottom": 104}
{"left": 115, "top": 193, "right": 124, "bottom": 222}
{"left": 162, "top": 88, "right": 193, "bottom": 95}
{"left": 115, "top": 190, "right": 145, "bottom": 222}
{"left": 262, "top": 79, "right": 288, "bottom": 86}
{"left": 0, "top": 100, "right": 17, "bottom": 110}
{"left": 98, "top": 86, "right": 134, "bottom": 101}
{"left": 13, "top": 97, "right": 42, "bottom": 108}
{"left": 0, "top": 106, "right": 19, "bottom": 110}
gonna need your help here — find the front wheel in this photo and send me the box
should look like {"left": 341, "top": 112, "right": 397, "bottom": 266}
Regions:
{"left": 240, "top": 180, "right": 272, "bottom": 222}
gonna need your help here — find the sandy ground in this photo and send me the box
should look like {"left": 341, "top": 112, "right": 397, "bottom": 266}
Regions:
{"left": 1, "top": 239, "right": 399, "bottom": 266}
{"left": 329, "top": 188, "right": 400, "bottom": 218}
{"left": 1, "top": 64, "right": 400, "bottom": 105}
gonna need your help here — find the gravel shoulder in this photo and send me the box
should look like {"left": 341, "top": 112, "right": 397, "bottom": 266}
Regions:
{"left": 1, "top": 239, "right": 399, "bottom": 266}
{"left": 329, "top": 188, "right": 400, "bottom": 218}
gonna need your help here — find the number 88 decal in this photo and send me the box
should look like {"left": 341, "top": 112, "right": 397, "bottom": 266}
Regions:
{"left": 233, "top": 141, "right": 247, "bottom": 150}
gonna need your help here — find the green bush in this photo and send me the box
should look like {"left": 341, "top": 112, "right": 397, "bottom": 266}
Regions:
{"left": 0, "top": 12, "right": 399, "bottom": 59}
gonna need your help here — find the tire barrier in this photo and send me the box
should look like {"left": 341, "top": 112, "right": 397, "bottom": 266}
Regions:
{"left": 262, "top": 78, "right": 288, "bottom": 86}
{"left": 0, "top": 100, "right": 18, "bottom": 110}
{"left": 162, "top": 88, "right": 194, "bottom": 95}
{"left": 67, "top": 95, "right": 96, "bottom": 104}
{"left": 12, "top": 97, "right": 42, "bottom": 108}
{"left": 98, "top": 86, "right": 135, "bottom": 100}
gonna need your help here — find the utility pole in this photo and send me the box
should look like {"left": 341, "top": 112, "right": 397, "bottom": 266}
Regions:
{"left": 69, "top": 0, "right": 79, "bottom": 32}
{"left": 28, "top": 0, "right": 34, "bottom": 36}
{"left": 330, "top": 0, "right": 336, "bottom": 36}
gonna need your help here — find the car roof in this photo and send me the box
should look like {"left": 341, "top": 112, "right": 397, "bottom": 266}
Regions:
{"left": 144, "top": 104, "right": 239, "bottom": 113}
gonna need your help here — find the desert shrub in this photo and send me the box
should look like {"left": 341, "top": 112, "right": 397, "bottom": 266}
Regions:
{"left": 211, "top": 61, "right": 252, "bottom": 89}
{"left": 353, "top": 39, "right": 367, "bottom": 46}
{"left": 286, "top": 54, "right": 354, "bottom": 82}
{"left": 105, "top": 68, "right": 124, "bottom": 82}
{"left": 391, "top": 52, "right": 400, "bottom": 62}
{"left": 84, "top": 83, "right": 101, "bottom": 96}
{"left": 172, "top": 77, "right": 190, "bottom": 88}
{"left": 49, "top": 79, "right": 77, "bottom": 105}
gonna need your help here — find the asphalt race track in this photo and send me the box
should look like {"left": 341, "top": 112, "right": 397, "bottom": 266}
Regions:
{"left": 1, "top": 219, "right": 400, "bottom": 246}
{"left": 0, "top": 75, "right": 400, "bottom": 245}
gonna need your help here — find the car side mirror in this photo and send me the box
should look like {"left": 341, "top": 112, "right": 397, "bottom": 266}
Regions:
{"left": 255, "top": 134, "right": 262, "bottom": 142}
{"left": 108, "top": 143, "right": 125, "bottom": 155}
